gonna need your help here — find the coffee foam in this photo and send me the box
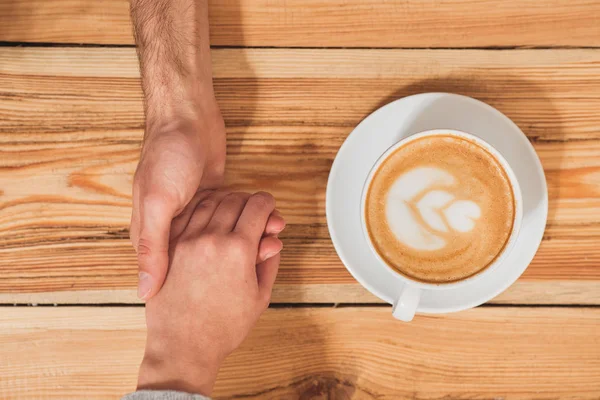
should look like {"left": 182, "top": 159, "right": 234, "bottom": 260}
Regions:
{"left": 365, "top": 134, "right": 515, "bottom": 284}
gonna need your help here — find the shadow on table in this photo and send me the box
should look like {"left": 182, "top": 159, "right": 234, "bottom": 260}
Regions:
{"left": 215, "top": 0, "right": 325, "bottom": 295}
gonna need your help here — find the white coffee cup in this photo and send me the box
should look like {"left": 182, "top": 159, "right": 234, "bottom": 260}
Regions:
{"left": 360, "top": 129, "right": 523, "bottom": 322}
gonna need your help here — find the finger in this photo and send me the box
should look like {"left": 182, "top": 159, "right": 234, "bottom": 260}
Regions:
{"left": 264, "top": 210, "right": 286, "bottom": 236}
{"left": 181, "top": 190, "right": 231, "bottom": 239}
{"left": 137, "top": 195, "right": 178, "bottom": 300}
{"left": 205, "top": 192, "right": 251, "bottom": 233}
{"left": 169, "top": 190, "right": 216, "bottom": 242}
{"left": 234, "top": 192, "right": 276, "bottom": 247}
{"left": 256, "top": 236, "right": 283, "bottom": 264}
{"left": 256, "top": 253, "right": 281, "bottom": 307}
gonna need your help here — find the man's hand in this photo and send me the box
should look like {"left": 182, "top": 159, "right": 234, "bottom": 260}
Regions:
{"left": 130, "top": 116, "right": 285, "bottom": 299}
{"left": 137, "top": 191, "right": 282, "bottom": 395}
{"left": 130, "top": 111, "right": 222, "bottom": 299}
{"left": 129, "top": 0, "right": 284, "bottom": 299}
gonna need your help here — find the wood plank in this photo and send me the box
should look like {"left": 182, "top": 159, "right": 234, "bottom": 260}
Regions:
{"left": 3, "top": 48, "right": 600, "bottom": 139}
{"left": 1, "top": 306, "right": 599, "bottom": 399}
{"left": 2, "top": 48, "right": 600, "bottom": 303}
{"left": 1, "top": 0, "right": 599, "bottom": 47}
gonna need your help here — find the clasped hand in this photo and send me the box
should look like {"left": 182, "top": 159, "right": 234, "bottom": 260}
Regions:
{"left": 137, "top": 190, "right": 282, "bottom": 395}
{"left": 129, "top": 111, "right": 285, "bottom": 396}
{"left": 130, "top": 112, "right": 284, "bottom": 299}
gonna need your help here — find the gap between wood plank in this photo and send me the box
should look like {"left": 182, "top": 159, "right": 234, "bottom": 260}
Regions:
{"left": 1, "top": 41, "right": 600, "bottom": 50}
{"left": 1, "top": 303, "right": 599, "bottom": 309}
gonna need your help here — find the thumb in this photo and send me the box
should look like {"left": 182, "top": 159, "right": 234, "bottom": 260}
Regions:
{"left": 136, "top": 195, "right": 176, "bottom": 300}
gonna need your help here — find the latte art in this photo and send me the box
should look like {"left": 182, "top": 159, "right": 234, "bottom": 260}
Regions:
{"left": 365, "top": 134, "right": 515, "bottom": 284}
{"left": 386, "top": 167, "right": 483, "bottom": 251}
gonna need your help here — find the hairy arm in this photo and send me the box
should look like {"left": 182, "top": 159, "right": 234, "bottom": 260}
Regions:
{"left": 131, "top": 0, "right": 215, "bottom": 129}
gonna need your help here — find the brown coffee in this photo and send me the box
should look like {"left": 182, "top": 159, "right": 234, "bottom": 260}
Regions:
{"left": 364, "top": 134, "right": 515, "bottom": 284}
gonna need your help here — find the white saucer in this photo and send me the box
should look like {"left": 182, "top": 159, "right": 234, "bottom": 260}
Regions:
{"left": 326, "top": 93, "right": 548, "bottom": 314}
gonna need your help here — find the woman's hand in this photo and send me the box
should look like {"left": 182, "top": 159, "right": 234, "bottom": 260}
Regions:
{"left": 137, "top": 191, "right": 283, "bottom": 396}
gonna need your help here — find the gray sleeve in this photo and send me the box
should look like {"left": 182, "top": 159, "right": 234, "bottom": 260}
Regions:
{"left": 122, "top": 390, "right": 211, "bottom": 400}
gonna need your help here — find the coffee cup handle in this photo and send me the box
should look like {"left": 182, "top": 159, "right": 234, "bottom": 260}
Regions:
{"left": 392, "top": 285, "right": 421, "bottom": 322}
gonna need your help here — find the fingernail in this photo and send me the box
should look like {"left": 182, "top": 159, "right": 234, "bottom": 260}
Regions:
{"left": 274, "top": 220, "right": 286, "bottom": 234}
{"left": 265, "top": 248, "right": 282, "bottom": 259}
{"left": 137, "top": 272, "right": 153, "bottom": 300}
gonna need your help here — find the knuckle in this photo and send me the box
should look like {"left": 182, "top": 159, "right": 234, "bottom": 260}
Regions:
{"left": 228, "top": 235, "right": 251, "bottom": 255}
{"left": 223, "top": 192, "right": 240, "bottom": 203}
{"left": 193, "top": 189, "right": 215, "bottom": 204}
{"left": 136, "top": 238, "right": 153, "bottom": 257}
{"left": 199, "top": 234, "right": 221, "bottom": 255}
{"left": 198, "top": 196, "right": 217, "bottom": 211}
{"left": 226, "top": 192, "right": 249, "bottom": 204}
{"left": 203, "top": 233, "right": 221, "bottom": 247}
{"left": 134, "top": 179, "right": 182, "bottom": 212}
{"left": 198, "top": 190, "right": 230, "bottom": 210}
{"left": 251, "top": 192, "right": 275, "bottom": 210}
{"left": 229, "top": 235, "right": 250, "bottom": 252}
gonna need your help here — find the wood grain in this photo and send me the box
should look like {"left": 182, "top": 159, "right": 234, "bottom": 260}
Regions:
{"left": 1, "top": 306, "right": 599, "bottom": 399}
{"left": 3, "top": 48, "right": 600, "bottom": 139}
{"left": 2, "top": 48, "right": 600, "bottom": 303}
{"left": 1, "top": 0, "right": 599, "bottom": 47}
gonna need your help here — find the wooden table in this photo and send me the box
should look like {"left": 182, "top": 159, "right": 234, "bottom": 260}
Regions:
{"left": 1, "top": 1, "right": 599, "bottom": 398}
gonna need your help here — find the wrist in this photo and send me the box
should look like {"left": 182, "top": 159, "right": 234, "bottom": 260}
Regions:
{"left": 137, "top": 334, "right": 222, "bottom": 395}
{"left": 144, "top": 85, "right": 219, "bottom": 135}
